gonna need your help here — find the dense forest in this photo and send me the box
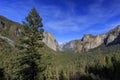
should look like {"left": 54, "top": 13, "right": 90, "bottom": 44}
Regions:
{"left": 0, "top": 8, "right": 120, "bottom": 80}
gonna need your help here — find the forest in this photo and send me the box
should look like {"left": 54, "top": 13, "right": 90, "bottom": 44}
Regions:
{"left": 0, "top": 8, "right": 120, "bottom": 80}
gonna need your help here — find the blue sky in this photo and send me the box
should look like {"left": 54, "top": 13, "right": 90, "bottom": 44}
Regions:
{"left": 0, "top": 0, "right": 120, "bottom": 43}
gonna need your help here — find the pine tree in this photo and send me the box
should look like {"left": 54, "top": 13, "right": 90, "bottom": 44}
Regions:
{"left": 16, "top": 7, "right": 45, "bottom": 80}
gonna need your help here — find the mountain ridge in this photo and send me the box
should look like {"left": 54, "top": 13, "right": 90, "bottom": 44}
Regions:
{"left": 0, "top": 15, "right": 120, "bottom": 53}
{"left": 62, "top": 25, "right": 120, "bottom": 53}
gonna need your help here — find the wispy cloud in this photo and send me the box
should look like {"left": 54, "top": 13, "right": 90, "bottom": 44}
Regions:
{"left": 37, "top": 5, "right": 80, "bottom": 33}
{"left": 87, "top": 21, "right": 120, "bottom": 34}
{"left": 38, "top": 0, "right": 120, "bottom": 34}
{"left": 45, "top": 19, "right": 80, "bottom": 33}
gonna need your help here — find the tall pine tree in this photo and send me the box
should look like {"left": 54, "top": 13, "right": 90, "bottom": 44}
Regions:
{"left": 16, "top": 7, "right": 45, "bottom": 80}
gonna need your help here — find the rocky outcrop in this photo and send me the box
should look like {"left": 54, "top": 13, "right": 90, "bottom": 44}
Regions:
{"left": 82, "top": 34, "right": 106, "bottom": 51}
{"left": 43, "top": 32, "right": 60, "bottom": 51}
{"left": 0, "top": 35, "right": 14, "bottom": 47}
{"left": 105, "top": 25, "right": 120, "bottom": 45}
{"left": 0, "top": 21, "right": 6, "bottom": 29}
{"left": 62, "top": 25, "right": 120, "bottom": 53}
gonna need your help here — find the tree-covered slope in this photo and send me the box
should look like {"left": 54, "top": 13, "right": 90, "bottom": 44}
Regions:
{"left": 0, "top": 15, "right": 22, "bottom": 40}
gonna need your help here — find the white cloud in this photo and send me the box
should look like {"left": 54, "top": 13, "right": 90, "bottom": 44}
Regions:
{"left": 45, "top": 19, "right": 80, "bottom": 33}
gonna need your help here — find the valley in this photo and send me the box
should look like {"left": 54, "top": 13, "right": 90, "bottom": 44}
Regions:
{"left": 0, "top": 15, "right": 120, "bottom": 80}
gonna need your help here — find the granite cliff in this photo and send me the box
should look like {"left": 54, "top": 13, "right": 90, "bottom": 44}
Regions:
{"left": 43, "top": 32, "right": 59, "bottom": 51}
{"left": 62, "top": 25, "right": 120, "bottom": 53}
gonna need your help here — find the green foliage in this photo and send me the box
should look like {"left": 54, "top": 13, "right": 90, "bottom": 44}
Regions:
{"left": 0, "top": 34, "right": 120, "bottom": 80}
{"left": 44, "top": 44, "right": 120, "bottom": 80}
{"left": 15, "top": 7, "right": 45, "bottom": 80}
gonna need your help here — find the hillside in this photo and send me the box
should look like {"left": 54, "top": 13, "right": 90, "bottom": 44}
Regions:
{"left": 0, "top": 16, "right": 22, "bottom": 40}
{"left": 1, "top": 36, "right": 120, "bottom": 80}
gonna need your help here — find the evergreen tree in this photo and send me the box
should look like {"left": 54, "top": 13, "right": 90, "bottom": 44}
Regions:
{"left": 16, "top": 7, "right": 45, "bottom": 80}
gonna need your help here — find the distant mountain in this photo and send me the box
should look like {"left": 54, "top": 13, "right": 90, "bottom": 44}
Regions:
{"left": 62, "top": 25, "right": 120, "bottom": 53}
{"left": 0, "top": 15, "right": 60, "bottom": 51}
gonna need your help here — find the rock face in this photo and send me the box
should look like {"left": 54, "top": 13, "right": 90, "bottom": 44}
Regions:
{"left": 0, "top": 21, "right": 6, "bottom": 29}
{"left": 0, "top": 34, "right": 14, "bottom": 47}
{"left": 43, "top": 32, "right": 59, "bottom": 51}
{"left": 62, "top": 40, "right": 83, "bottom": 52}
{"left": 105, "top": 26, "right": 120, "bottom": 45}
{"left": 81, "top": 34, "right": 106, "bottom": 51}
{"left": 62, "top": 25, "right": 120, "bottom": 53}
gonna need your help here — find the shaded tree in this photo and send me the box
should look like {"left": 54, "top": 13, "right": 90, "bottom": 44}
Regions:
{"left": 16, "top": 7, "right": 45, "bottom": 80}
